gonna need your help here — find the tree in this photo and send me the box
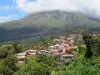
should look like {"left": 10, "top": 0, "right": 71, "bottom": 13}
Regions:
{"left": 30, "top": 62, "right": 52, "bottom": 75}
{"left": 4, "top": 55, "right": 17, "bottom": 72}
{"left": 83, "top": 34, "right": 100, "bottom": 57}
{"left": 0, "top": 60, "right": 13, "bottom": 75}
{"left": 0, "top": 47, "right": 8, "bottom": 59}
{"left": 83, "top": 34, "right": 93, "bottom": 58}
{"left": 36, "top": 55, "right": 58, "bottom": 67}
{"left": 14, "top": 60, "right": 52, "bottom": 75}
{"left": 12, "top": 43, "right": 20, "bottom": 53}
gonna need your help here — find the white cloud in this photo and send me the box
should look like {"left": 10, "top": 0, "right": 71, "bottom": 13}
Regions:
{"left": 0, "top": 14, "right": 18, "bottom": 23}
{"left": 16, "top": 0, "right": 100, "bottom": 17}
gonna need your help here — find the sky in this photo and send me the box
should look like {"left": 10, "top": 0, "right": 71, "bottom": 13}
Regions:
{"left": 0, "top": 0, "right": 100, "bottom": 23}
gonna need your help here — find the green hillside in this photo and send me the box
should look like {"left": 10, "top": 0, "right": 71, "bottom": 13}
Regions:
{"left": 0, "top": 10, "right": 100, "bottom": 42}
{"left": 1, "top": 10, "right": 100, "bottom": 29}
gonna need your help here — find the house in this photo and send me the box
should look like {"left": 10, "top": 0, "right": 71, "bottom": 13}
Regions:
{"left": 67, "top": 37, "right": 73, "bottom": 41}
{"left": 54, "top": 39, "right": 61, "bottom": 43}
{"left": 72, "top": 46, "right": 78, "bottom": 50}
{"left": 53, "top": 52, "right": 64, "bottom": 56}
{"left": 40, "top": 50, "right": 46, "bottom": 54}
{"left": 25, "top": 49, "right": 37, "bottom": 55}
{"left": 15, "top": 52, "right": 27, "bottom": 59}
{"left": 77, "top": 34, "right": 83, "bottom": 41}
{"left": 49, "top": 45, "right": 56, "bottom": 49}
{"left": 70, "top": 34, "right": 83, "bottom": 41}
{"left": 18, "top": 61, "right": 25, "bottom": 64}
{"left": 60, "top": 54, "right": 74, "bottom": 63}
{"left": 54, "top": 39, "right": 66, "bottom": 43}
{"left": 51, "top": 49, "right": 59, "bottom": 54}
{"left": 45, "top": 50, "right": 51, "bottom": 55}
{"left": 60, "top": 36, "right": 66, "bottom": 39}
{"left": 36, "top": 50, "right": 41, "bottom": 54}
{"left": 81, "top": 45, "right": 86, "bottom": 48}
{"left": 61, "top": 43, "right": 69, "bottom": 47}
{"left": 55, "top": 44, "right": 61, "bottom": 48}
{"left": 36, "top": 50, "right": 51, "bottom": 55}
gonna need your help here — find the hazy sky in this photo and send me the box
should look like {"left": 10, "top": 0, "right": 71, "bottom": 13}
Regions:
{"left": 0, "top": 0, "right": 100, "bottom": 22}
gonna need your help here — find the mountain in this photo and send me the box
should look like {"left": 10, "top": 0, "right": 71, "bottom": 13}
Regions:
{"left": 1, "top": 10, "right": 100, "bottom": 29}
{"left": 0, "top": 10, "right": 100, "bottom": 42}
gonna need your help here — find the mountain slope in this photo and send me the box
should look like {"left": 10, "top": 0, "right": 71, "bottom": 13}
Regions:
{"left": 1, "top": 10, "right": 100, "bottom": 29}
{"left": 0, "top": 10, "right": 100, "bottom": 42}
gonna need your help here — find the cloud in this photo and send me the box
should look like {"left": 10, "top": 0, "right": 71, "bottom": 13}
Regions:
{"left": 16, "top": 0, "right": 100, "bottom": 17}
{"left": 16, "top": 0, "right": 80, "bottom": 12}
{"left": 0, "top": 14, "right": 18, "bottom": 23}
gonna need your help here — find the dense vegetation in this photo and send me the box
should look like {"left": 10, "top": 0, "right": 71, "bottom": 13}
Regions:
{"left": 0, "top": 34, "right": 100, "bottom": 75}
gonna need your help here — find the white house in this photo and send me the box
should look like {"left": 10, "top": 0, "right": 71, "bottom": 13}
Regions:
{"left": 25, "top": 49, "right": 37, "bottom": 55}
{"left": 15, "top": 52, "right": 27, "bottom": 59}
{"left": 40, "top": 50, "right": 46, "bottom": 54}
{"left": 60, "top": 54, "right": 74, "bottom": 62}
{"left": 45, "top": 50, "right": 51, "bottom": 55}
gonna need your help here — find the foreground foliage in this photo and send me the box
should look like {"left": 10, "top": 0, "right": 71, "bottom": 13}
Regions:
{"left": 14, "top": 60, "right": 52, "bottom": 75}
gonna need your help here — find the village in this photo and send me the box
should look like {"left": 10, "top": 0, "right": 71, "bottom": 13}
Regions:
{"left": 15, "top": 34, "right": 83, "bottom": 64}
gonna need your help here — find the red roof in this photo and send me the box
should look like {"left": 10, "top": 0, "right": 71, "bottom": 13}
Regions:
{"left": 66, "top": 47, "right": 72, "bottom": 51}
{"left": 36, "top": 50, "right": 41, "bottom": 54}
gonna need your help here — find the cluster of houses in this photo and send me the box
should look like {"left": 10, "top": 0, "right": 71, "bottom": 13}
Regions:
{"left": 16, "top": 34, "right": 82, "bottom": 63}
